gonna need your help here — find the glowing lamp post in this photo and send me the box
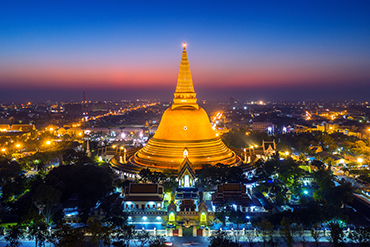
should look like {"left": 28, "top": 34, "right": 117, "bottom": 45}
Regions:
{"left": 243, "top": 148, "right": 247, "bottom": 163}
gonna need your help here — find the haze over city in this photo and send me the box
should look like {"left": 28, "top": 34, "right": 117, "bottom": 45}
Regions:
{"left": 1, "top": 0, "right": 370, "bottom": 102}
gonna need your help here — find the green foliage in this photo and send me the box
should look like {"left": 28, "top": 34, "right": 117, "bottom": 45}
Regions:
{"left": 0, "top": 157, "right": 23, "bottom": 187}
{"left": 62, "top": 149, "right": 93, "bottom": 165}
{"left": 313, "top": 169, "right": 353, "bottom": 208}
{"left": 112, "top": 224, "right": 135, "bottom": 247}
{"left": 348, "top": 226, "right": 370, "bottom": 247}
{"left": 14, "top": 196, "right": 43, "bottom": 225}
{"left": 46, "top": 163, "right": 114, "bottom": 204}
{"left": 102, "top": 203, "right": 128, "bottom": 228}
{"left": 208, "top": 229, "right": 241, "bottom": 247}
{"left": 148, "top": 236, "right": 167, "bottom": 247}
{"left": 1, "top": 175, "right": 28, "bottom": 203}
{"left": 50, "top": 223, "right": 84, "bottom": 247}
{"left": 310, "top": 223, "right": 322, "bottom": 247}
{"left": 255, "top": 157, "right": 305, "bottom": 204}
{"left": 5, "top": 224, "right": 24, "bottom": 247}
{"left": 134, "top": 230, "right": 151, "bottom": 247}
{"left": 280, "top": 217, "right": 297, "bottom": 247}
{"left": 27, "top": 220, "right": 49, "bottom": 247}
{"left": 32, "top": 184, "right": 62, "bottom": 225}
{"left": 197, "top": 163, "right": 244, "bottom": 189}
{"left": 327, "top": 222, "right": 345, "bottom": 247}
{"left": 139, "top": 168, "right": 166, "bottom": 184}
{"left": 255, "top": 219, "right": 274, "bottom": 247}
{"left": 86, "top": 221, "right": 113, "bottom": 247}
{"left": 229, "top": 210, "right": 246, "bottom": 229}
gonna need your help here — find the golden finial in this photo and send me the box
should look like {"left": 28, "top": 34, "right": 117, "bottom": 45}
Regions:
{"left": 183, "top": 42, "right": 187, "bottom": 48}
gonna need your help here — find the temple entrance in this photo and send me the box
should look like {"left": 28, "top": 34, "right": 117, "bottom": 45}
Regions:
{"left": 183, "top": 227, "right": 192, "bottom": 237}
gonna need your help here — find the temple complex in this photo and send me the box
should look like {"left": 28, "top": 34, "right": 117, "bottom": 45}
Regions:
{"left": 108, "top": 44, "right": 272, "bottom": 234}
{"left": 111, "top": 43, "right": 240, "bottom": 173}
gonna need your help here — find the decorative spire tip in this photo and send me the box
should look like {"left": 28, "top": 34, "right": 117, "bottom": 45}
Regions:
{"left": 183, "top": 42, "right": 187, "bottom": 48}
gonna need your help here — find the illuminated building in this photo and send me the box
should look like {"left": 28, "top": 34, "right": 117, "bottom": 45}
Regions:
{"left": 111, "top": 43, "right": 239, "bottom": 173}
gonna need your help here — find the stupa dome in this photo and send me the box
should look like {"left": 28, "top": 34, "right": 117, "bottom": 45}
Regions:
{"left": 132, "top": 44, "right": 238, "bottom": 171}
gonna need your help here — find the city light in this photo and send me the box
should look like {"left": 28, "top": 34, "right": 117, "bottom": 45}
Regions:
{"left": 358, "top": 158, "right": 363, "bottom": 163}
{"left": 285, "top": 151, "right": 289, "bottom": 156}
{"left": 45, "top": 140, "right": 51, "bottom": 145}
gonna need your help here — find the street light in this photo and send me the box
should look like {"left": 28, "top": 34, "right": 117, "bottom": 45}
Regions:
{"left": 358, "top": 158, "right": 364, "bottom": 163}
{"left": 15, "top": 144, "right": 21, "bottom": 148}
{"left": 45, "top": 140, "right": 51, "bottom": 145}
{"left": 285, "top": 151, "right": 289, "bottom": 156}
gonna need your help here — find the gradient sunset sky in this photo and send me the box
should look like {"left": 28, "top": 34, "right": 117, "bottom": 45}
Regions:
{"left": 1, "top": 0, "right": 370, "bottom": 102}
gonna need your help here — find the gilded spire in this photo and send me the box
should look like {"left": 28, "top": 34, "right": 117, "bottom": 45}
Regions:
{"left": 172, "top": 43, "right": 199, "bottom": 109}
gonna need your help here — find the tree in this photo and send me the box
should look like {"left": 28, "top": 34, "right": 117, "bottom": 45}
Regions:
{"left": 208, "top": 229, "right": 241, "bottom": 247}
{"left": 113, "top": 224, "right": 135, "bottom": 247}
{"left": 327, "top": 222, "right": 345, "bottom": 247}
{"left": 255, "top": 219, "right": 274, "bottom": 247}
{"left": 229, "top": 210, "right": 246, "bottom": 231}
{"left": 139, "top": 168, "right": 151, "bottom": 183}
{"left": 32, "top": 184, "right": 62, "bottom": 225}
{"left": 27, "top": 220, "right": 49, "bottom": 247}
{"left": 1, "top": 174, "right": 28, "bottom": 203}
{"left": 148, "top": 236, "right": 167, "bottom": 247}
{"left": 296, "top": 225, "right": 308, "bottom": 247}
{"left": 244, "top": 229, "right": 257, "bottom": 247}
{"left": 310, "top": 223, "right": 322, "bottom": 247}
{"left": 86, "top": 221, "right": 113, "bottom": 247}
{"left": 348, "top": 226, "right": 370, "bottom": 247}
{"left": 5, "top": 225, "right": 24, "bottom": 247}
{"left": 102, "top": 203, "right": 128, "bottom": 228}
{"left": 280, "top": 217, "right": 296, "bottom": 247}
{"left": 50, "top": 223, "right": 84, "bottom": 247}
{"left": 46, "top": 163, "right": 114, "bottom": 224}
{"left": 134, "top": 230, "right": 151, "bottom": 247}
{"left": 0, "top": 157, "right": 23, "bottom": 186}
{"left": 215, "top": 202, "right": 232, "bottom": 226}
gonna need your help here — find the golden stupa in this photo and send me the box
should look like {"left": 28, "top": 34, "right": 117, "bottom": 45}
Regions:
{"left": 132, "top": 43, "right": 238, "bottom": 171}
